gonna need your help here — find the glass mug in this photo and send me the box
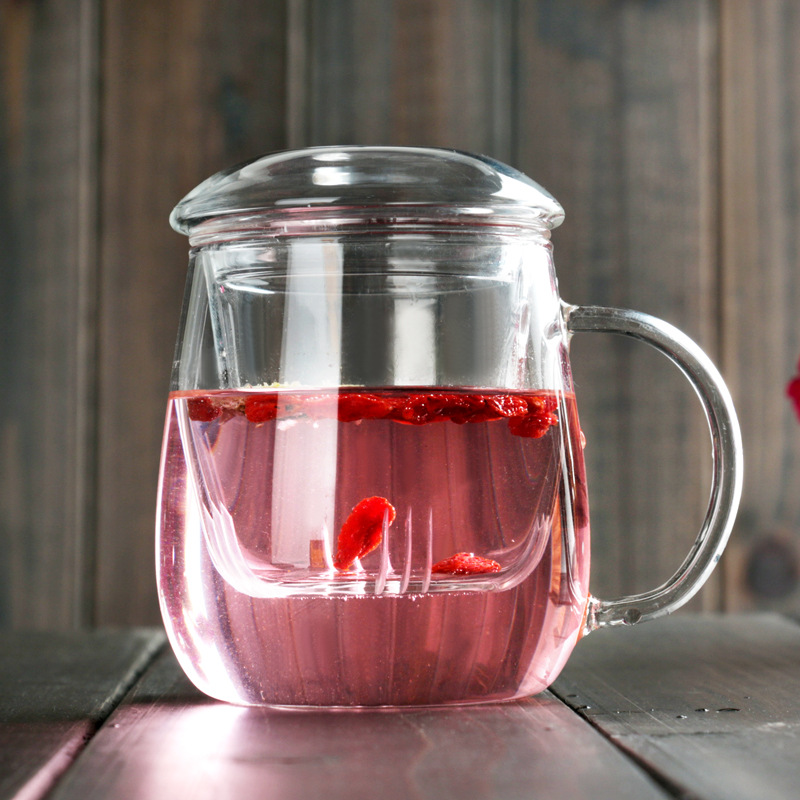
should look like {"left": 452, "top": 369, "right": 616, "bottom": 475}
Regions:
{"left": 157, "top": 146, "right": 742, "bottom": 707}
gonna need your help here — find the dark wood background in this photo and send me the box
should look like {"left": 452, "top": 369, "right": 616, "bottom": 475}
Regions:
{"left": 1, "top": 0, "right": 798, "bottom": 630}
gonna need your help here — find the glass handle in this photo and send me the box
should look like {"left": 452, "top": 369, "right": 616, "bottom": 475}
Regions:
{"left": 564, "top": 305, "right": 743, "bottom": 631}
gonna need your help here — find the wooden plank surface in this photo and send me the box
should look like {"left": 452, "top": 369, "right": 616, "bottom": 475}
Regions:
{"left": 0, "top": 628, "right": 163, "bottom": 800}
{"left": 3, "top": 618, "right": 800, "bottom": 799}
{"left": 46, "top": 647, "right": 669, "bottom": 800}
{"left": 553, "top": 614, "right": 800, "bottom": 800}
{"left": 516, "top": 0, "right": 720, "bottom": 608}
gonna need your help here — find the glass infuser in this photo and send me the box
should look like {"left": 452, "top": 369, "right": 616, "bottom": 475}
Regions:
{"left": 157, "top": 146, "right": 742, "bottom": 707}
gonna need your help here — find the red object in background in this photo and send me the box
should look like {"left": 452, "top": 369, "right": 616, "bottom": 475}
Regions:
{"left": 334, "top": 496, "right": 396, "bottom": 571}
{"left": 788, "top": 361, "right": 800, "bottom": 421}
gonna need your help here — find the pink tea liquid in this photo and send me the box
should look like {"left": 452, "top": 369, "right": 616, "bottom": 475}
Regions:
{"left": 156, "top": 387, "right": 590, "bottom": 706}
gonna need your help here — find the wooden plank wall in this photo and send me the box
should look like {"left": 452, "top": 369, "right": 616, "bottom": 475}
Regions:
{"left": 0, "top": 0, "right": 797, "bottom": 630}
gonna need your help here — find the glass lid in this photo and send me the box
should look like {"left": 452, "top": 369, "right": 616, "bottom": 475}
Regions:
{"left": 170, "top": 146, "right": 564, "bottom": 239}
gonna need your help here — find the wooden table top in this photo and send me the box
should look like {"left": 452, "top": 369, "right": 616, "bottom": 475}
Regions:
{"left": 2, "top": 614, "right": 799, "bottom": 800}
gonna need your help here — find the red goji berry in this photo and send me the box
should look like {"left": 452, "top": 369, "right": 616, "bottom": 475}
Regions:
{"left": 391, "top": 395, "right": 437, "bottom": 425}
{"left": 425, "top": 393, "right": 476, "bottom": 423}
{"left": 431, "top": 552, "right": 502, "bottom": 575}
{"left": 508, "top": 395, "right": 558, "bottom": 438}
{"left": 486, "top": 394, "right": 528, "bottom": 418}
{"left": 337, "top": 393, "right": 394, "bottom": 422}
{"left": 187, "top": 396, "right": 221, "bottom": 422}
{"left": 448, "top": 395, "right": 488, "bottom": 424}
{"left": 508, "top": 414, "right": 550, "bottom": 438}
{"left": 526, "top": 394, "right": 559, "bottom": 417}
{"left": 295, "top": 393, "right": 340, "bottom": 420}
{"left": 334, "top": 496, "right": 396, "bottom": 571}
{"left": 244, "top": 394, "right": 279, "bottom": 423}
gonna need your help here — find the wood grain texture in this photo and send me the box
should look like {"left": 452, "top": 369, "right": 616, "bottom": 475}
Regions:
{"left": 4, "top": 0, "right": 797, "bottom": 629}
{"left": 516, "top": 0, "right": 720, "bottom": 607}
{"left": 289, "top": 0, "right": 516, "bottom": 159}
{"left": 0, "top": 628, "right": 163, "bottom": 800}
{"left": 0, "top": 0, "right": 98, "bottom": 629}
{"left": 45, "top": 646, "right": 670, "bottom": 800}
{"left": 719, "top": 2, "right": 800, "bottom": 610}
{"left": 95, "top": 0, "right": 290, "bottom": 625}
{"left": 553, "top": 614, "right": 800, "bottom": 800}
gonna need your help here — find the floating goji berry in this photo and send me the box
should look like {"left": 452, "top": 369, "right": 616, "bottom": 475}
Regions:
{"left": 295, "top": 393, "right": 339, "bottom": 420}
{"left": 337, "top": 393, "right": 394, "bottom": 422}
{"left": 426, "top": 393, "right": 476, "bottom": 423}
{"left": 448, "top": 395, "right": 488, "bottom": 424}
{"left": 334, "top": 496, "right": 396, "bottom": 571}
{"left": 526, "top": 394, "right": 559, "bottom": 417}
{"left": 486, "top": 394, "right": 529, "bottom": 419}
{"left": 244, "top": 394, "right": 279, "bottom": 423}
{"left": 187, "top": 396, "right": 221, "bottom": 422}
{"left": 508, "top": 414, "right": 550, "bottom": 438}
{"left": 235, "top": 388, "right": 563, "bottom": 432}
{"left": 391, "top": 395, "right": 437, "bottom": 425}
{"left": 508, "top": 395, "right": 559, "bottom": 438}
{"left": 431, "top": 552, "right": 502, "bottom": 575}
{"left": 389, "top": 392, "right": 492, "bottom": 425}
